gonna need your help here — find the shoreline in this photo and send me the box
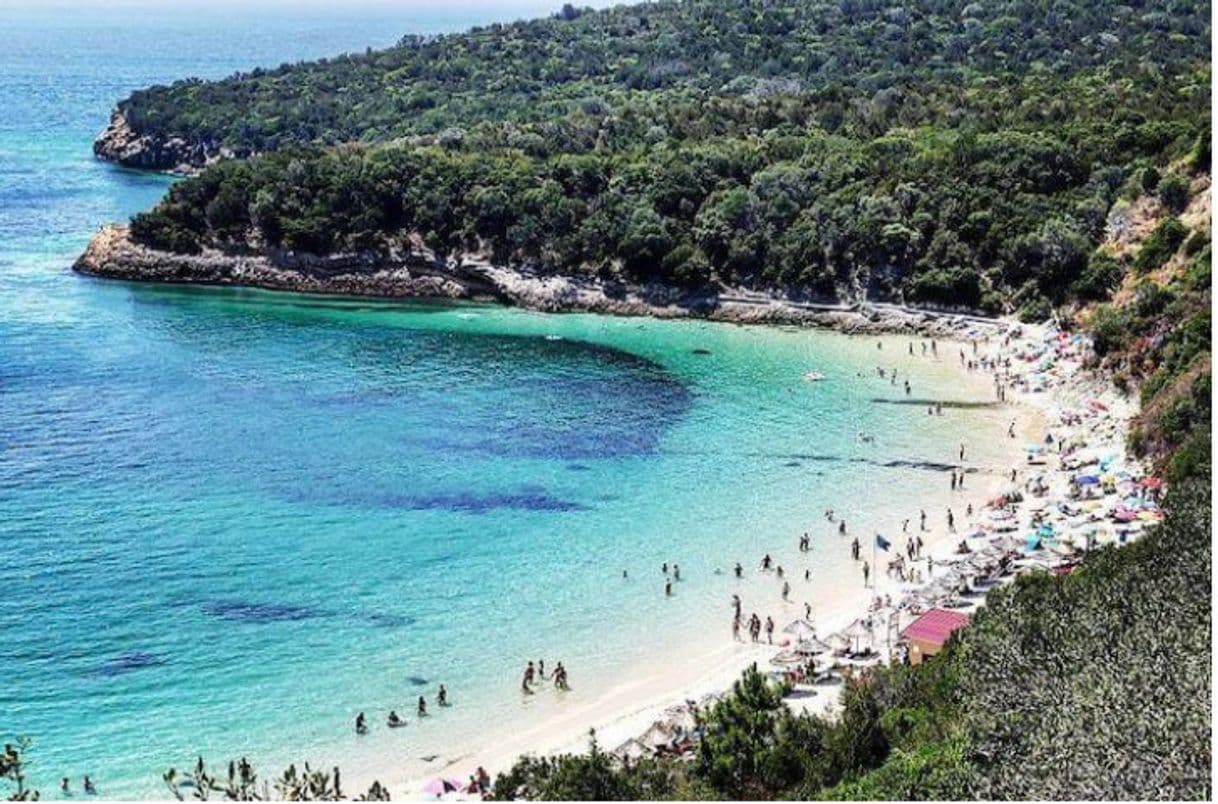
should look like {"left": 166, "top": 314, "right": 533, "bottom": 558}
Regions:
{"left": 333, "top": 330, "right": 1058, "bottom": 799}
{"left": 74, "top": 225, "right": 997, "bottom": 339}
{"left": 385, "top": 324, "right": 1141, "bottom": 800}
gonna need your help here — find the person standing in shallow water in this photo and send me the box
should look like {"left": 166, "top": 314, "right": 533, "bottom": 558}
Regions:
{"left": 862, "top": 561, "right": 870, "bottom": 586}
{"left": 522, "top": 661, "right": 535, "bottom": 694}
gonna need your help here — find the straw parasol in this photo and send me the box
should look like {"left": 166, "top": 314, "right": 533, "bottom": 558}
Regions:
{"left": 793, "top": 636, "right": 833, "bottom": 655}
{"left": 782, "top": 618, "right": 818, "bottom": 641}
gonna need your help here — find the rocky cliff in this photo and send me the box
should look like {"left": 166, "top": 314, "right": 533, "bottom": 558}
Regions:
{"left": 73, "top": 226, "right": 998, "bottom": 337}
{"left": 92, "top": 108, "right": 239, "bottom": 173}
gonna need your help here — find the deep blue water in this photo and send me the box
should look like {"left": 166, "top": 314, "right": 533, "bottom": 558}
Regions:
{"left": 0, "top": 5, "right": 1018, "bottom": 797}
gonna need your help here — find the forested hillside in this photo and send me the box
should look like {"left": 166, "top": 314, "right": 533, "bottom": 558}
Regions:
{"left": 111, "top": 0, "right": 1210, "bottom": 315}
{"left": 113, "top": 0, "right": 1207, "bottom": 158}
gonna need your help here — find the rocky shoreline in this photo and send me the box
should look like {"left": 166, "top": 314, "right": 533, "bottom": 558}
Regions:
{"left": 93, "top": 108, "right": 239, "bottom": 173}
{"left": 74, "top": 225, "right": 1002, "bottom": 338}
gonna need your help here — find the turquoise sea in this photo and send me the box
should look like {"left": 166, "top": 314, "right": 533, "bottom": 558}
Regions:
{"left": 0, "top": 4, "right": 1019, "bottom": 797}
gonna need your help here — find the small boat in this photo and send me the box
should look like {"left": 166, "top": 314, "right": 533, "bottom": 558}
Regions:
{"left": 803, "top": 371, "right": 827, "bottom": 382}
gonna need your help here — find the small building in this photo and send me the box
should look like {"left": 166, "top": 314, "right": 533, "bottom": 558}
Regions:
{"left": 900, "top": 608, "right": 970, "bottom": 665}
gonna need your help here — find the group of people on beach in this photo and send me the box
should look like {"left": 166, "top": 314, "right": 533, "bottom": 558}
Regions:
{"left": 355, "top": 684, "right": 449, "bottom": 734}
{"left": 732, "top": 607, "right": 776, "bottom": 644}
{"left": 522, "top": 659, "right": 569, "bottom": 694}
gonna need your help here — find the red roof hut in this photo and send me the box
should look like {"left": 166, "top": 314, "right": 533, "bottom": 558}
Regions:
{"left": 900, "top": 608, "right": 970, "bottom": 665}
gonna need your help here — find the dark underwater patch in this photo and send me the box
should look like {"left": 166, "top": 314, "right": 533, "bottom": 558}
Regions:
{"left": 742, "top": 452, "right": 976, "bottom": 474}
{"left": 362, "top": 612, "right": 417, "bottom": 628}
{"left": 203, "top": 600, "right": 323, "bottom": 623}
{"left": 376, "top": 490, "right": 589, "bottom": 514}
{"left": 91, "top": 651, "right": 167, "bottom": 677}
{"left": 870, "top": 398, "right": 1000, "bottom": 409}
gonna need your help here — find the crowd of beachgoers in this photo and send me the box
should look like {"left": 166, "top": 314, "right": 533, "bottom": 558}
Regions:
{"left": 414, "top": 319, "right": 1156, "bottom": 799}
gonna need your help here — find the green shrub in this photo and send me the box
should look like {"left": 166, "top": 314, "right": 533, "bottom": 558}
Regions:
{"left": 130, "top": 209, "right": 201, "bottom": 254}
{"left": 1158, "top": 172, "right": 1191, "bottom": 213}
{"left": 1071, "top": 250, "right": 1123, "bottom": 300}
{"left": 1134, "top": 217, "right": 1188, "bottom": 273}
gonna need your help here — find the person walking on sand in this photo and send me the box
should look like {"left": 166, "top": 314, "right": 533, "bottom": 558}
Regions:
{"left": 782, "top": 580, "right": 791, "bottom": 601}
{"left": 920, "top": 509, "right": 927, "bottom": 531}
{"left": 765, "top": 616, "right": 775, "bottom": 643}
{"left": 851, "top": 536, "right": 860, "bottom": 561}
{"left": 804, "top": 601, "right": 812, "bottom": 619}
{"left": 947, "top": 508, "right": 955, "bottom": 532}
{"left": 732, "top": 593, "right": 742, "bottom": 618}
{"left": 959, "top": 443, "right": 966, "bottom": 461}
{"left": 839, "top": 520, "right": 847, "bottom": 535}
{"left": 732, "top": 614, "right": 742, "bottom": 641}
{"left": 862, "top": 561, "right": 870, "bottom": 586}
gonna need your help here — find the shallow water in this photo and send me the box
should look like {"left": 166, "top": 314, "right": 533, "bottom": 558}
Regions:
{"left": 0, "top": 6, "right": 1017, "bottom": 797}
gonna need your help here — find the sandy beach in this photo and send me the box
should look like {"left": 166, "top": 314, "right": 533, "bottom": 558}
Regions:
{"left": 345, "top": 317, "right": 1144, "bottom": 801}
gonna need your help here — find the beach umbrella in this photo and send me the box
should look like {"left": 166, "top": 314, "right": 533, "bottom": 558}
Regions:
{"left": 1075, "top": 475, "right": 1100, "bottom": 485}
{"left": 422, "top": 778, "right": 464, "bottom": 798}
{"left": 612, "top": 738, "right": 651, "bottom": 761}
{"left": 639, "top": 721, "right": 675, "bottom": 748}
{"left": 837, "top": 618, "right": 876, "bottom": 652}
{"left": 665, "top": 706, "right": 698, "bottom": 734}
{"left": 793, "top": 637, "right": 833, "bottom": 655}
{"left": 770, "top": 650, "right": 805, "bottom": 667}
{"left": 781, "top": 619, "right": 818, "bottom": 641}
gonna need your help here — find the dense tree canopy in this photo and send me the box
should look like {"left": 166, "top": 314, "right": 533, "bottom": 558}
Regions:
{"left": 117, "top": 0, "right": 1210, "bottom": 156}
